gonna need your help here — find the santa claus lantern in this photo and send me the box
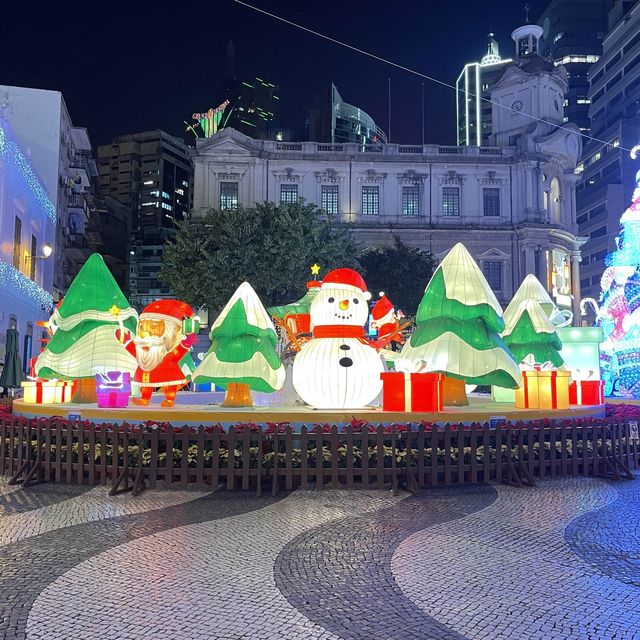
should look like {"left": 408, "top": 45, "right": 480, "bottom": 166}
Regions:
{"left": 120, "top": 299, "right": 198, "bottom": 408}
{"left": 370, "top": 294, "right": 404, "bottom": 347}
{"left": 292, "top": 268, "right": 383, "bottom": 409}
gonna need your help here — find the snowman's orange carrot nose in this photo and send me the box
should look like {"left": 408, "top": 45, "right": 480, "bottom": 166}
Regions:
{"left": 339, "top": 299, "right": 349, "bottom": 310}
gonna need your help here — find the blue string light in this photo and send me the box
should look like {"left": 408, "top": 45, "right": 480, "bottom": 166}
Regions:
{"left": 0, "top": 259, "right": 53, "bottom": 310}
{"left": 0, "top": 122, "right": 56, "bottom": 224}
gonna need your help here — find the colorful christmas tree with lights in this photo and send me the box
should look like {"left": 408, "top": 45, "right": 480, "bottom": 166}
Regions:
{"left": 596, "top": 148, "right": 640, "bottom": 397}
{"left": 193, "top": 282, "right": 285, "bottom": 406}
{"left": 35, "top": 253, "right": 138, "bottom": 381}
{"left": 400, "top": 243, "right": 522, "bottom": 404}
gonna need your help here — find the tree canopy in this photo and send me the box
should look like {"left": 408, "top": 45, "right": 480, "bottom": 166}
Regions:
{"left": 160, "top": 201, "right": 358, "bottom": 312}
{"left": 357, "top": 237, "right": 435, "bottom": 316}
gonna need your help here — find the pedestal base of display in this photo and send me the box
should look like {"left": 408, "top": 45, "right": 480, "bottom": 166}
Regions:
{"left": 13, "top": 393, "right": 606, "bottom": 428}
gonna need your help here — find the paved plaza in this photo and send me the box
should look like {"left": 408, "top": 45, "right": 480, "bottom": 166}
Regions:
{"left": 0, "top": 476, "right": 637, "bottom": 640}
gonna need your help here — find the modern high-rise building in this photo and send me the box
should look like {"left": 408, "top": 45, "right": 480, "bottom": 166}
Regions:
{"left": 187, "top": 77, "right": 279, "bottom": 141}
{"left": 0, "top": 85, "right": 96, "bottom": 297}
{"left": 96, "top": 130, "right": 193, "bottom": 309}
{"left": 537, "top": 0, "right": 610, "bottom": 134}
{"left": 575, "top": 0, "right": 640, "bottom": 303}
{"left": 456, "top": 34, "right": 512, "bottom": 146}
{"left": 308, "top": 84, "right": 388, "bottom": 145}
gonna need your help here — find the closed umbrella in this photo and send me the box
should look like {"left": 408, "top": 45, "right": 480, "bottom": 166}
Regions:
{"left": 0, "top": 328, "right": 24, "bottom": 392}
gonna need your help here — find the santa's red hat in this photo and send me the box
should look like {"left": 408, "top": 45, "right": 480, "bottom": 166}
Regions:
{"left": 140, "top": 299, "right": 194, "bottom": 325}
{"left": 372, "top": 294, "right": 394, "bottom": 320}
{"left": 321, "top": 268, "right": 371, "bottom": 300}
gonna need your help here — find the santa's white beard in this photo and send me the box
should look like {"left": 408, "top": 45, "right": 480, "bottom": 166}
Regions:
{"left": 134, "top": 335, "right": 172, "bottom": 372}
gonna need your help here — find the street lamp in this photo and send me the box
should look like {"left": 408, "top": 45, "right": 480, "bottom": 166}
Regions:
{"left": 24, "top": 243, "right": 53, "bottom": 275}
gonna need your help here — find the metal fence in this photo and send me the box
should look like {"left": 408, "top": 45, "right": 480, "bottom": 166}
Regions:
{"left": 1, "top": 417, "right": 635, "bottom": 496}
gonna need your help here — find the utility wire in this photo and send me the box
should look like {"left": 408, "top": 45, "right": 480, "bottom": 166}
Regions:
{"left": 233, "top": 0, "right": 633, "bottom": 154}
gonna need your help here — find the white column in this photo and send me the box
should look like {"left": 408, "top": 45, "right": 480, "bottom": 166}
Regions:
{"left": 570, "top": 251, "right": 582, "bottom": 326}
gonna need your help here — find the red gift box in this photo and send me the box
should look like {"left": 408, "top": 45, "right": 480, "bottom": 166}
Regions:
{"left": 569, "top": 380, "right": 604, "bottom": 405}
{"left": 380, "top": 372, "right": 443, "bottom": 412}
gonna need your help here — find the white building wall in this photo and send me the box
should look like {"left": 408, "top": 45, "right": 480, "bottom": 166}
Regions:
{"left": 0, "top": 120, "right": 55, "bottom": 368}
{"left": 192, "top": 130, "right": 584, "bottom": 313}
{"left": 0, "top": 84, "right": 80, "bottom": 296}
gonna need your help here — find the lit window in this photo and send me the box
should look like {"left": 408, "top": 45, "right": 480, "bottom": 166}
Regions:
{"left": 483, "top": 188, "right": 500, "bottom": 217}
{"left": 280, "top": 184, "right": 299, "bottom": 204}
{"left": 362, "top": 186, "right": 380, "bottom": 216}
{"left": 483, "top": 261, "right": 502, "bottom": 290}
{"left": 182, "top": 180, "right": 189, "bottom": 187}
{"left": 402, "top": 185, "right": 420, "bottom": 216}
{"left": 141, "top": 201, "right": 158, "bottom": 207}
{"left": 612, "top": 138, "right": 620, "bottom": 148}
{"left": 149, "top": 190, "right": 160, "bottom": 196}
{"left": 175, "top": 188, "right": 185, "bottom": 195}
{"left": 321, "top": 184, "right": 339, "bottom": 215}
{"left": 442, "top": 187, "right": 460, "bottom": 216}
{"left": 161, "top": 202, "right": 173, "bottom": 211}
{"left": 555, "top": 54, "right": 600, "bottom": 66}
{"left": 220, "top": 182, "right": 238, "bottom": 210}
{"left": 576, "top": 98, "right": 591, "bottom": 105}
{"left": 143, "top": 180, "right": 154, "bottom": 185}
{"left": 162, "top": 191, "right": 171, "bottom": 200}
{"left": 575, "top": 164, "right": 584, "bottom": 175}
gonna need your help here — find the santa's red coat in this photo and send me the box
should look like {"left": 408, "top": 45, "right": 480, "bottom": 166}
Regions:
{"left": 124, "top": 339, "right": 189, "bottom": 388}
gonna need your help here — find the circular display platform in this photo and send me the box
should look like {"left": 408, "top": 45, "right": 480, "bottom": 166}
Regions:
{"left": 13, "top": 392, "right": 605, "bottom": 427}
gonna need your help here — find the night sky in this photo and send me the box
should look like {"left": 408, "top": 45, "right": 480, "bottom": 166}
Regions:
{"left": 3, "top": 0, "right": 550, "bottom": 147}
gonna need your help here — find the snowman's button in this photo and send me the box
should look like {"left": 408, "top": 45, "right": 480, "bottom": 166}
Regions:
{"left": 339, "top": 344, "right": 351, "bottom": 350}
{"left": 339, "top": 357, "right": 354, "bottom": 367}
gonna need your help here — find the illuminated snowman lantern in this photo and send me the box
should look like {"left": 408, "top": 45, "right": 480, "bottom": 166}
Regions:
{"left": 293, "top": 268, "right": 383, "bottom": 408}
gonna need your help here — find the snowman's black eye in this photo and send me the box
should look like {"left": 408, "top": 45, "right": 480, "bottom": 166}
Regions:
{"left": 328, "top": 297, "right": 335, "bottom": 303}
{"left": 353, "top": 298, "right": 359, "bottom": 304}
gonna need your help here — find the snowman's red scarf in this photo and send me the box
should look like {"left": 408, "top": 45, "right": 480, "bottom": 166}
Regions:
{"left": 313, "top": 326, "right": 372, "bottom": 346}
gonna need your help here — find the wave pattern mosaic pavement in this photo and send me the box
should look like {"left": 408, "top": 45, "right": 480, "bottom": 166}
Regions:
{"left": 0, "top": 476, "right": 633, "bottom": 639}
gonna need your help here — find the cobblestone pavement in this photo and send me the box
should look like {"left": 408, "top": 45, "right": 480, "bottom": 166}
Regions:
{"left": 0, "top": 475, "right": 633, "bottom": 639}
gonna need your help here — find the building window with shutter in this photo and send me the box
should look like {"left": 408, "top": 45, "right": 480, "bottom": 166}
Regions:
{"left": 321, "top": 184, "right": 339, "bottom": 215}
{"left": 362, "top": 186, "right": 380, "bottom": 215}
{"left": 280, "top": 183, "right": 299, "bottom": 204}
{"left": 483, "top": 187, "right": 500, "bottom": 216}
{"left": 483, "top": 260, "right": 503, "bottom": 291}
{"left": 402, "top": 185, "right": 420, "bottom": 216}
{"left": 219, "top": 182, "right": 238, "bottom": 210}
{"left": 442, "top": 187, "right": 460, "bottom": 216}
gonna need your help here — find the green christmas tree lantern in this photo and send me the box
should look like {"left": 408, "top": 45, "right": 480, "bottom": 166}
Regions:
{"left": 193, "top": 281, "right": 285, "bottom": 406}
{"left": 400, "top": 243, "right": 521, "bottom": 405}
{"left": 35, "top": 253, "right": 138, "bottom": 402}
{"left": 502, "top": 299, "right": 564, "bottom": 367}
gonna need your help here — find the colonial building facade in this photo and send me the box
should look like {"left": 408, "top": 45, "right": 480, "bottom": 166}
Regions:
{"left": 192, "top": 24, "right": 586, "bottom": 321}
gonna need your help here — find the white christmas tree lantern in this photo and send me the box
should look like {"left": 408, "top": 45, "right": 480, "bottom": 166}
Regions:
{"left": 292, "top": 268, "right": 383, "bottom": 409}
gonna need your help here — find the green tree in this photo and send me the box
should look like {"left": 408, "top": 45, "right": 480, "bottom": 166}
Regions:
{"left": 401, "top": 243, "right": 521, "bottom": 399}
{"left": 193, "top": 282, "right": 284, "bottom": 406}
{"left": 357, "top": 237, "right": 434, "bottom": 316}
{"left": 502, "top": 299, "right": 564, "bottom": 367}
{"left": 160, "top": 201, "right": 358, "bottom": 312}
{"left": 36, "top": 253, "right": 138, "bottom": 381}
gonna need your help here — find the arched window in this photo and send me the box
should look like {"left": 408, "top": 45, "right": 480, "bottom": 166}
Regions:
{"left": 8, "top": 315, "right": 17, "bottom": 330}
{"left": 550, "top": 177, "right": 561, "bottom": 224}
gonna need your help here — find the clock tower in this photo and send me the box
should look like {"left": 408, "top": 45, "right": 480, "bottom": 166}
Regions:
{"left": 490, "top": 20, "right": 570, "bottom": 150}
